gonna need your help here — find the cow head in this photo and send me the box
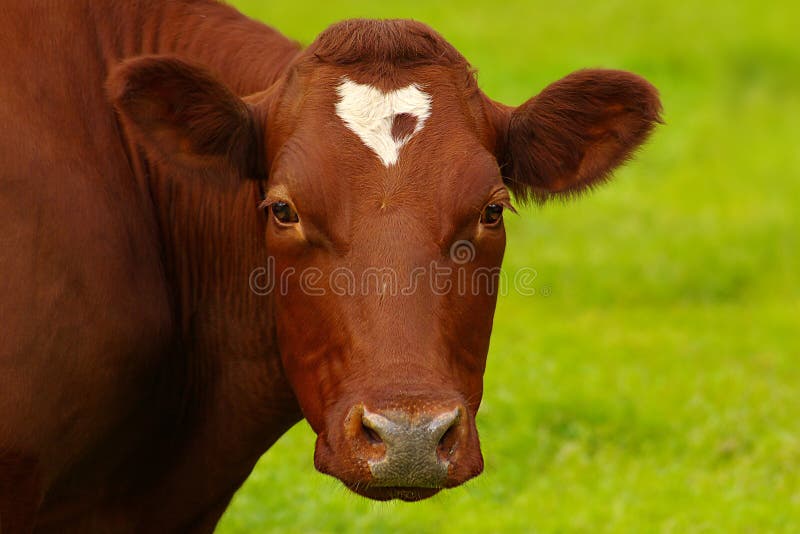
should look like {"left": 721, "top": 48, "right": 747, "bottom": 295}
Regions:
{"left": 108, "top": 19, "right": 661, "bottom": 501}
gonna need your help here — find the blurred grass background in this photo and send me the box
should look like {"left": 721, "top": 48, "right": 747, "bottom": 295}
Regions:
{"left": 219, "top": 0, "right": 800, "bottom": 531}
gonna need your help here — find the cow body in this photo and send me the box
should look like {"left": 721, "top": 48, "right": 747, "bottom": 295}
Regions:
{"left": 0, "top": 2, "right": 302, "bottom": 531}
{"left": 0, "top": 1, "right": 661, "bottom": 532}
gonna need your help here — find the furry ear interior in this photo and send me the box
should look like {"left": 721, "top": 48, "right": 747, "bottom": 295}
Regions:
{"left": 489, "top": 69, "right": 663, "bottom": 203}
{"left": 107, "top": 55, "right": 264, "bottom": 179}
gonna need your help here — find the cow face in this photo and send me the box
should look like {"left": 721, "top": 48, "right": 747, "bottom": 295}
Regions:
{"left": 260, "top": 65, "right": 508, "bottom": 500}
{"left": 108, "top": 19, "right": 660, "bottom": 502}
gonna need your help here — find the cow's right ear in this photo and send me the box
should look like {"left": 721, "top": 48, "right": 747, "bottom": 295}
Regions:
{"left": 107, "top": 55, "right": 264, "bottom": 180}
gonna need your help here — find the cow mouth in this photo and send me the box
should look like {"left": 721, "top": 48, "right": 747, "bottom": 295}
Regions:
{"left": 345, "top": 484, "right": 441, "bottom": 502}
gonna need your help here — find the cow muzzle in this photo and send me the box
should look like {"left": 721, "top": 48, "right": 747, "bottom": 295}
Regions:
{"left": 361, "top": 406, "right": 460, "bottom": 487}
{"left": 315, "top": 401, "right": 483, "bottom": 501}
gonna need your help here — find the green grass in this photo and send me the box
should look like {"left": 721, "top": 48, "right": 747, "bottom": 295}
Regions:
{"left": 218, "top": 0, "right": 800, "bottom": 531}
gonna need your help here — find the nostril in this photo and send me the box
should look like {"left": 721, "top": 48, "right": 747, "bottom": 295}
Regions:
{"left": 361, "top": 422, "right": 383, "bottom": 445}
{"left": 361, "top": 408, "right": 393, "bottom": 446}
{"left": 437, "top": 421, "right": 459, "bottom": 459}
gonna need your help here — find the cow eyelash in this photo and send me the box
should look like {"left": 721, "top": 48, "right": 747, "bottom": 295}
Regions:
{"left": 492, "top": 198, "right": 517, "bottom": 214}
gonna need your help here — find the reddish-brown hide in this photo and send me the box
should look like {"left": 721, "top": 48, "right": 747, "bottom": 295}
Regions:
{"left": 0, "top": 1, "right": 661, "bottom": 531}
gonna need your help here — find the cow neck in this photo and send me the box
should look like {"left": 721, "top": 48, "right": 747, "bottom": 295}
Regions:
{"left": 93, "top": 0, "right": 301, "bottom": 94}
{"left": 92, "top": 0, "right": 303, "bottom": 520}
{"left": 94, "top": 0, "right": 302, "bottom": 401}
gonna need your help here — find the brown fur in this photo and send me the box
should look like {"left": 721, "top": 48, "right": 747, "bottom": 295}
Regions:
{"left": 391, "top": 113, "right": 419, "bottom": 141}
{"left": 310, "top": 19, "right": 468, "bottom": 69}
{"left": 107, "top": 55, "right": 265, "bottom": 179}
{"left": 498, "top": 69, "right": 663, "bottom": 203}
{"left": 0, "top": 2, "right": 660, "bottom": 531}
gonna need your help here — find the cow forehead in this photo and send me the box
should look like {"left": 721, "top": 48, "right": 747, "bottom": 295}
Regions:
{"left": 335, "top": 76, "right": 432, "bottom": 167}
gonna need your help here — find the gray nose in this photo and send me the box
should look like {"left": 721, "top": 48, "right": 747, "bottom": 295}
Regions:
{"left": 360, "top": 406, "right": 463, "bottom": 487}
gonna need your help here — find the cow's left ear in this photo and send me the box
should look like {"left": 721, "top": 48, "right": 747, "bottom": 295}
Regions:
{"left": 107, "top": 55, "right": 264, "bottom": 180}
{"left": 485, "top": 69, "right": 662, "bottom": 203}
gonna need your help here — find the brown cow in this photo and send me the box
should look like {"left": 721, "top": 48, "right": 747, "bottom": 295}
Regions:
{"left": 0, "top": 0, "right": 661, "bottom": 531}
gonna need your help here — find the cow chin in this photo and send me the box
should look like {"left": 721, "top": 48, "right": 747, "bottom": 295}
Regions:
{"left": 346, "top": 485, "right": 441, "bottom": 502}
{"left": 312, "top": 399, "right": 484, "bottom": 501}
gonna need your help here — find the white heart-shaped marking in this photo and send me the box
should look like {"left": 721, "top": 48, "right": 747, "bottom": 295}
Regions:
{"left": 335, "top": 77, "right": 432, "bottom": 167}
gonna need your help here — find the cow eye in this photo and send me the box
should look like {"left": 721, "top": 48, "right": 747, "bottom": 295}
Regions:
{"left": 480, "top": 204, "right": 504, "bottom": 226}
{"left": 271, "top": 201, "right": 299, "bottom": 224}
